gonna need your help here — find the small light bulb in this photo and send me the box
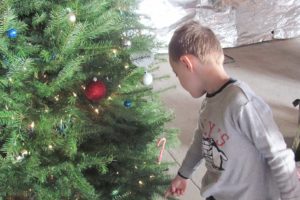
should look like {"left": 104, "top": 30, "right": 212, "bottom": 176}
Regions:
{"left": 30, "top": 122, "right": 35, "bottom": 129}
{"left": 118, "top": 85, "right": 121, "bottom": 88}
{"left": 73, "top": 92, "right": 77, "bottom": 97}
{"left": 48, "top": 145, "right": 53, "bottom": 150}
{"left": 150, "top": 175, "right": 155, "bottom": 179}
{"left": 124, "top": 64, "right": 129, "bottom": 69}
{"left": 54, "top": 95, "right": 59, "bottom": 101}
{"left": 138, "top": 180, "right": 144, "bottom": 185}
{"left": 108, "top": 96, "right": 112, "bottom": 100}
{"left": 112, "top": 49, "right": 118, "bottom": 55}
{"left": 95, "top": 108, "right": 99, "bottom": 114}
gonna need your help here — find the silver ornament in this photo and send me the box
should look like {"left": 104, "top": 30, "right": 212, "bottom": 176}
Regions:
{"left": 143, "top": 72, "right": 153, "bottom": 86}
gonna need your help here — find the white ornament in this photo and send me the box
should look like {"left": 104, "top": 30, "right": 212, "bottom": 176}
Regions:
{"left": 143, "top": 72, "right": 153, "bottom": 86}
{"left": 68, "top": 12, "right": 76, "bottom": 23}
{"left": 130, "top": 51, "right": 154, "bottom": 68}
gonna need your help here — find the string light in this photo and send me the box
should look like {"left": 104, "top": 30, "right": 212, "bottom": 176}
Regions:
{"left": 124, "top": 64, "right": 129, "bottom": 69}
{"left": 8, "top": 78, "right": 13, "bottom": 82}
{"left": 149, "top": 175, "right": 155, "bottom": 179}
{"left": 54, "top": 95, "right": 59, "bottom": 101}
{"left": 138, "top": 180, "right": 144, "bottom": 186}
{"left": 118, "top": 85, "right": 121, "bottom": 88}
{"left": 72, "top": 92, "right": 77, "bottom": 97}
{"left": 94, "top": 108, "right": 99, "bottom": 114}
{"left": 81, "top": 85, "right": 86, "bottom": 90}
{"left": 48, "top": 145, "right": 53, "bottom": 150}
{"left": 108, "top": 96, "right": 112, "bottom": 100}
{"left": 112, "top": 49, "right": 118, "bottom": 56}
{"left": 29, "top": 122, "right": 35, "bottom": 132}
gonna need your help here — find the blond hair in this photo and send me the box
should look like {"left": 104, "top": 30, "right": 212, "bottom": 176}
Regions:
{"left": 168, "top": 21, "right": 223, "bottom": 64}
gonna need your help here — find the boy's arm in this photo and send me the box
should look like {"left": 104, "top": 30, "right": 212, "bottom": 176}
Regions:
{"left": 237, "top": 98, "right": 300, "bottom": 199}
{"left": 178, "top": 127, "right": 203, "bottom": 179}
{"left": 165, "top": 123, "right": 203, "bottom": 198}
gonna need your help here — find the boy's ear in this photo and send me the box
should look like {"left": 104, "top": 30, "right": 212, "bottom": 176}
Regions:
{"left": 179, "top": 55, "right": 195, "bottom": 72}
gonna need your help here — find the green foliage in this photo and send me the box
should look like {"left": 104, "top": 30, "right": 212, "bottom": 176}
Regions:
{"left": 0, "top": 0, "right": 177, "bottom": 199}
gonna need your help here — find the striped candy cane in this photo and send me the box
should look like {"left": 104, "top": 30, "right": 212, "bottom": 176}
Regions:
{"left": 157, "top": 137, "right": 166, "bottom": 164}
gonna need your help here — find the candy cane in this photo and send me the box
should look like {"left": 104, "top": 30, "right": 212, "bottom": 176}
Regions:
{"left": 157, "top": 137, "right": 166, "bottom": 164}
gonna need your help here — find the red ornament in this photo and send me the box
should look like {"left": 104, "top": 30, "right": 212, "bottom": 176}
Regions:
{"left": 85, "top": 78, "right": 107, "bottom": 102}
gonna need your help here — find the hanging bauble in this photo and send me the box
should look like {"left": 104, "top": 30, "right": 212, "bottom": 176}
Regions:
{"left": 85, "top": 78, "right": 107, "bottom": 102}
{"left": 7, "top": 28, "right": 17, "bottom": 39}
{"left": 143, "top": 72, "right": 153, "bottom": 86}
{"left": 68, "top": 12, "right": 76, "bottom": 23}
{"left": 56, "top": 119, "right": 67, "bottom": 135}
{"left": 124, "top": 100, "right": 132, "bottom": 108}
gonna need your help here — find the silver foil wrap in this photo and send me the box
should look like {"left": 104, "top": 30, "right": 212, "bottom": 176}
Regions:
{"left": 138, "top": 0, "right": 300, "bottom": 48}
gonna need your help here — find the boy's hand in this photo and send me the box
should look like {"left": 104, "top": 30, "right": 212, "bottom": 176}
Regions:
{"left": 164, "top": 175, "right": 188, "bottom": 199}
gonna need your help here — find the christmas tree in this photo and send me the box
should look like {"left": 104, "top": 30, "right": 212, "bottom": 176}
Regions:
{"left": 0, "top": 0, "right": 177, "bottom": 199}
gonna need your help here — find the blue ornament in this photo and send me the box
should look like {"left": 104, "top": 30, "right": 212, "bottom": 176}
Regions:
{"left": 7, "top": 28, "right": 17, "bottom": 39}
{"left": 124, "top": 100, "right": 132, "bottom": 108}
{"left": 56, "top": 119, "right": 67, "bottom": 135}
{"left": 51, "top": 53, "right": 57, "bottom": 61}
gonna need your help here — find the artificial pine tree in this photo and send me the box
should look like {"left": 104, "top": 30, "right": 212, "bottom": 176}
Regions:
{"left": 0, "top": 0, "right": 177, "bottom": 199}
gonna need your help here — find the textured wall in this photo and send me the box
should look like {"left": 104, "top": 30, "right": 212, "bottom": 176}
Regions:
{"left": 138, "top": 0, "right": 300, "bottom": 49}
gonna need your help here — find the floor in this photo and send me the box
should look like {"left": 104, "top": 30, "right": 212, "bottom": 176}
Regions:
{"left": 153, "top": 38, "right": 300, "bottom": 200}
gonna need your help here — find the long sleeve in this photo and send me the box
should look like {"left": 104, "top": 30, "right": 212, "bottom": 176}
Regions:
{"left": 178, "top": 125, "right": 203, "bottom": 179}
{"left": 237, "top": 98, "right": 300, "bottom": 199}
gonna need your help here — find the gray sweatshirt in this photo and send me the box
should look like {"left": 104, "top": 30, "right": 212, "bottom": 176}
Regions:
{"left": 178, "top": 80, "right": 300, "bottom": 200}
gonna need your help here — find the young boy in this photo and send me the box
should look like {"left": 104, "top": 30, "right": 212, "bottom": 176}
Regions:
{"left": 165, "top": 21, "right": 300, "bottom": 200}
